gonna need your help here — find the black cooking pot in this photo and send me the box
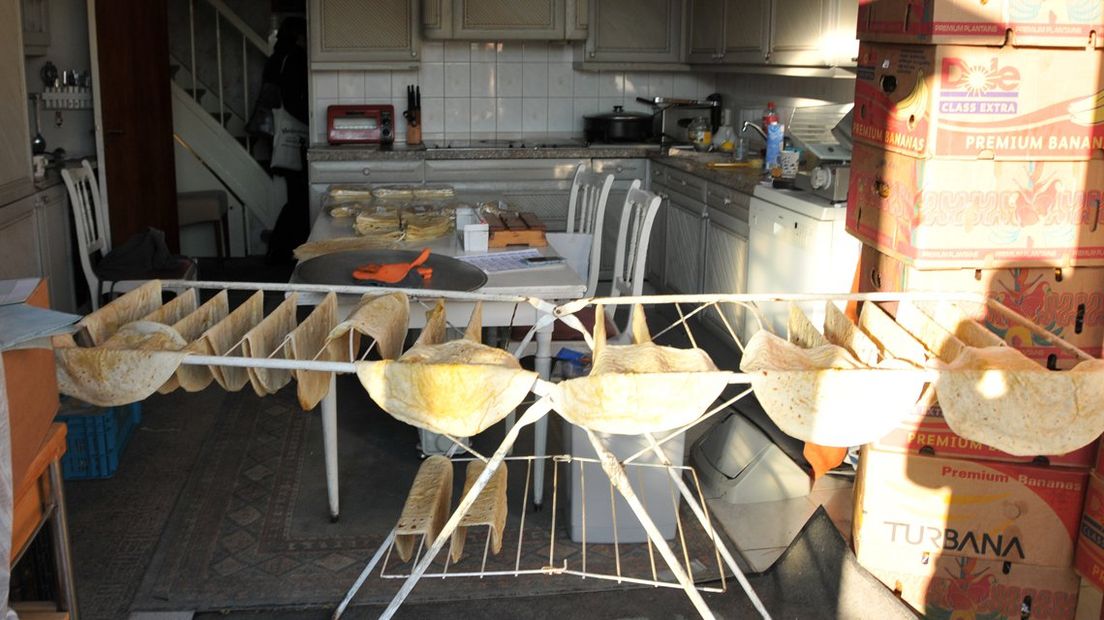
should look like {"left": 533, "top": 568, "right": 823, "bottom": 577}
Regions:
{"left": 584, "top": 106, "right": 655, "bottom": 143}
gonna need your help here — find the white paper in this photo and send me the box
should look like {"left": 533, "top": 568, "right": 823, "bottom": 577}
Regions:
{"left": 0, "top": 279, "right": 41, "bottom": 306}
{"left": 0, "top": 304, "right": 80, "bottom": 351}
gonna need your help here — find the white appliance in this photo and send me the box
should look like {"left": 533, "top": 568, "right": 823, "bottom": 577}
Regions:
{"left": 744, "top": 184, "right": 860, "bottom": 339}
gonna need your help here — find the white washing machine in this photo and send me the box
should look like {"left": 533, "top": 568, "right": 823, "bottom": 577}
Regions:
{"left": 744, "top": 184, "right": 860, "bottom": 339}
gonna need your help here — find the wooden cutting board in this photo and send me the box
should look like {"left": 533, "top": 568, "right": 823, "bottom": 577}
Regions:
{"left": 484, "top": 212, "right": 547, "bottom": 248}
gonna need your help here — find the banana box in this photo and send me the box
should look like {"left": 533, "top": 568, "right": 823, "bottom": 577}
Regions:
{"left": 864, "top": 555, "right": 1081, "bottom": 619}
{"left": 856, "top": 243, "right": 1104, "bottom": 367}
{"left": 1075, "top": 472, "right": 1104, "bottom": 591}
{"left": 848, "top": 142, "right": 1104, "bottom": 269}
{"left": 854, "top": 447, "right": 1088, "bottom": 569}
{"left": 858, "top": 0, "right": 1104, "bottom": 48}
{"left": 853, "top": 42, "right": 1104, "bottom": 161}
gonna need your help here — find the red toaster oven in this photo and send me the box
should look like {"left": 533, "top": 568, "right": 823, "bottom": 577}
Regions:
{"left": 327, "top": 104, "right": 394, "bottom": 145}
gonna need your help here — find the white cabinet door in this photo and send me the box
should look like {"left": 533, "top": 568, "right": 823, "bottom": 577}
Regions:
{"left": 664, "top": 199, "right": 704, "bottom": 295}
{"left": 0, "top": 0, "right": 32, "bottom": 207}
{"left": 22, "top": 0, "right": 49, "bottom": 54}
{"left": 422, "top": 0, "right": 452, "bottom": 38}
{"left": 722, "top": 0, "right": 770, "bottom": 63}
{"left": 0, "top": 195, "right": 43, "bottom": 282}
{"left": 36, "top": 186, "right": 75, "bottom": 313}
{"left": 453, "top": 0, "right": 566, "bottom": 39}
{"left": 310, "top": 0, "right": 421, "bottom": 66}
{"left": 769, "top": 0, "right": 834, "bottom": 66}
{"left": 702, "top": 209, "right": 748, "bottom": 337}
{"left": 584, "top": 0, "right": 682, "bottom": 64}
{"left": 565, "top": 0, "right": 588, "bottom": 40}
{"left": 685, "top": 0, "right": 724, "bottom": 64}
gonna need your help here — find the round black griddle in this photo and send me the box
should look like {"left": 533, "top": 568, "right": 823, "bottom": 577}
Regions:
{"left": 295, "top": 249, "right": 488, "bottom": 292}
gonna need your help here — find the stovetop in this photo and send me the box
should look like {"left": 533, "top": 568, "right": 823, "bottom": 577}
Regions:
{"left": 424, "top": 138, "right": 590, "bottom": 150}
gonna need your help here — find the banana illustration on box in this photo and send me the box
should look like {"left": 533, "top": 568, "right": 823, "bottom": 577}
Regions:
{"left": 893, "top": 70, "right": 929, "bottom": 125}
{"left": 1068, "top": 88, "right": 1104, "bottom": 126}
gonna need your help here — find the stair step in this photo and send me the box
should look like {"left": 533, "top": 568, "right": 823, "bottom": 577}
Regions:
{"left": 183, "top": 88, "right": 206, "bottom": 101}
{"left": 169, "top": 65, "right": 181, "bottom": 79}
{"left": 210, "top": 111, "right": 235, "bottom": 124}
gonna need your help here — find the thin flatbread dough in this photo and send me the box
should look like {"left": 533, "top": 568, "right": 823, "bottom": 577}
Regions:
{"left": 788, "top": 304, "right": 829, "bottom": 348}
{"left": 241, "top": 294, "right": 299, "bottom": 397}
{"left": 740, "top": 329, "right": 926, "bottom": 447}
{"left": 286, "top": 293, "right": 338, "bottom": 410}
{"left": 553, "top": 304, "right": 731, "bottom": 435}
{"left": 823, "top": 302, "right": 881, "bottom": 366}
{"left": 201, "top": 291, "right": 264, "bottom": 392}
{"left": 858, "top": 301, "right": 928, "bottom": 366}
{"left": 54, "top": 323, "right": 188, "bottom": 407}
{"left": 141, "top": 288, "right": 198, "bottom": 326}
{"left": 173, "top": 291, "right": 230, "bottom": 392}
{"left": 357, "top": 301, "right": 537, "bottom": 437}
{"left": 78, "top": 280, "right": 163, "bottom": 345}
{"left": 935, "top": 347, "right": 1104, "bottom": 455}
{"left": 916, "top": 300, "right": 1006, "bottom": 348}
{"left": 895, "top": 301, "right": 966, "bottom": 364}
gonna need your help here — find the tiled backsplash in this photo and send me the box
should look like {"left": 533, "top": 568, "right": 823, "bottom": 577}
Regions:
{"left": 310, "top": 41, "right": 717, "bottom": 144}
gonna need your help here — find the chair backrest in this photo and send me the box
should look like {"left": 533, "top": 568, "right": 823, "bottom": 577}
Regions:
{"left": 610, "top": 179, "right": 662, "bottom": 302}
{"left": 564, "top": 163, "right": 615, "bottom": 297}
{"left": 61, "top": 160, "right": 110, "bottom": 309}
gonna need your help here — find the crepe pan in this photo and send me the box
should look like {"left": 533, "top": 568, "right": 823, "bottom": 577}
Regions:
{"left": 295, "top": 249, "right": 488, "bottom": 291}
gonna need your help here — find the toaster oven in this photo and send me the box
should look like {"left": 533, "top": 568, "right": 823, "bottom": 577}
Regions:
{"left": 327, "top": 104, "right": 394, "bottom": 145}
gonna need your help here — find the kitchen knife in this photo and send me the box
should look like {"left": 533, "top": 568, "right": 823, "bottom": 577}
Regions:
{"left": 415, "top": 86, "right": 420, "bottom": 112}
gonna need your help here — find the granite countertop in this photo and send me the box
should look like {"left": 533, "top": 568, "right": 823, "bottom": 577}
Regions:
{"left": 649, "top": 152, "right": 766, "bottom": 194}
{"left": 308, "top": 143, "right": 663, "bottom": 162}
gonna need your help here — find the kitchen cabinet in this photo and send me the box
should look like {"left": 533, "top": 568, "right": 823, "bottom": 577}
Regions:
{"left": 687, "top": 0, "right": 771, "bottom": 65}
{"left": 769, "top": 0, "right": 835, "bottom": 66}
{"left": 565, "top": 0, "right": 588, "bottom": 40}
{"left": 0, "top": 185, "right": 76, "bottom": 313}
{"left": 579, "top": 0, "right": 683, "bottom": 65}
{"left": 701, "top": 207, "right": 748, "bottom": 337}
{"left": 310, "top": 0, "right": 421, "bottom": 68}
{"left": 21, "top": 0, "right": 49, "bottom": 55}
{"left": 423, "top": 0, "right": 586, "bottom": 40}
{"left": 651, "top": 166, "right": 707, "bottom": 295}
{"left": 0, "top": 0, "right": 33, "bottom": 207}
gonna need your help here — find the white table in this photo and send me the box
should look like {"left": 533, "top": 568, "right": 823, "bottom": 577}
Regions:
{"left": 298, "top": 211, "right": 587, "bottom": 520}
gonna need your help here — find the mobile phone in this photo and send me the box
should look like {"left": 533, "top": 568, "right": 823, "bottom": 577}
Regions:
{"left": 524, "top": 256, "right": 565, "bottom": 265}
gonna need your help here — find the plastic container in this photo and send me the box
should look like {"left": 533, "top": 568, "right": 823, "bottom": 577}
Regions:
{"left": 688, "top": 116, "right": 712, "bottom": 151}
{"left": 761, "top": 101, "right": 779, "bottom": 132}
{"left": 764, "top": 122, "right": 784, "bottom": 172}
{"left": 715, "top": 109, "right": 736, "bottom": 153}
{"left": 56, "top": 398, "right": 142, "bottom": 480}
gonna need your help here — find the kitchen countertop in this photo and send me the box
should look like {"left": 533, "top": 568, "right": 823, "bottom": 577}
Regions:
{"left": 648, "top": 153, "right": 766, "bottom": 194}
{"left": 308, "top": 143, "right": 663, "bottom": 162}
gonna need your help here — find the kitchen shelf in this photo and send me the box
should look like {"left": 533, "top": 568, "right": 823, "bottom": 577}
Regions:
{"left": 40, "top": 89, "right": 93, "bottom": 111}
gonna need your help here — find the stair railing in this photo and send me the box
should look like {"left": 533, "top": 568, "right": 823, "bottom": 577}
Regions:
{"left": 186, "top": 0, "right": 272, "bottom": 150}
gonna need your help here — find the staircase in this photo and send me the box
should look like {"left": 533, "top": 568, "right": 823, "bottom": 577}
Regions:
{"left": 169, "top": 0, "right": 285, "bottom": 256}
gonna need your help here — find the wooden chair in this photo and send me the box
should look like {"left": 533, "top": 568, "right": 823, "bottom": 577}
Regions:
{"left": 563, "top": 163, "right": 614, "bottom": 298}
{"left": 595, "top": 179, "right": 663, "bottom": 341}
{"left": 61, "top": 160, "right": 197, "bottom": 310}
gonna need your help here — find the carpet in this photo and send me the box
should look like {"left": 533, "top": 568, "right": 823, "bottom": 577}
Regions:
{"left": 130, "top": 376, "right": 731, "bottom": 613}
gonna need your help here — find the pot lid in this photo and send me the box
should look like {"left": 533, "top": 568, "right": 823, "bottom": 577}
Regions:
{"left": 584, "top": 105, "right": 652, "bottom": 121}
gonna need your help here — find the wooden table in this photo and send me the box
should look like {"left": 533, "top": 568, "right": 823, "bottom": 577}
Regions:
{"left": 297, "top": 210, "right": 588, "bottom": 520}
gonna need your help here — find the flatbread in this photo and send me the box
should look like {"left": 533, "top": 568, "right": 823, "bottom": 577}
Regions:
{"left": 935, "top": 347, "right": 1104, "bottom": 455}
{"left": 357, "top": 301, "right": 537, "bottom": 437}
{"left": 916, "top": 300, "right": 1006, "bottom": 348}
{"left": 552, "top": 304, "right": 731, "bottom": 435}
{"left": 141, "top": 288, "right": 198, "bottom": 326}
{"left": 823, "top": 302, "right": 881, "bottom": 366}
{"left": 739, "top": 329, "right": 926, "bottom": 447}
{"left": 173, "top": 291, "right": 230, "bottom": 392}
{"left": 325, "top": 292, "right": 411, "bottom": 362}
{"left": 788, "top": 303, "right": 829, "bottom": 348}
{"left": 858, "top": 301, "right": 928, "bottom": 366}
{"left": 895, "top": 302, "right": 966, "bottom": 364}
{"left": 241, "top": 294, "right": 299, "bottom": 397}
{"left": 286, "top": 293, "right": 339, "bottom": 410}
{"left": 78, "top": 280, "right": 162, "bottom": 345}
{"left": 200, "top": 291, "right": 264, "bottom": 392}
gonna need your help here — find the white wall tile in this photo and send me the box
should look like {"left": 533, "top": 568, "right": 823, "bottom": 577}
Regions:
{"left": 598, "top": 97, "right": 623, "bottom": 114}
{"left": 391, "top": 70, "right": 418, "bottom": 97}
{"left": 445, "top": 98, "right": 471, "bottom": 133}
{"left": 697, "top": 74, "right": 717, "bottom": 98}
{"left": 548, "top": 63, "right": 573, "bottom": 95}
{"left": 421, "top": 41, "right": 444, "bottom": 62}
{"left": 391, "top": 98, "right": 408, "bottom": 139}
{"left": 496, "top": 98, "right": 522, "bottom": 132}
{"left": 623, "top": 72, "right": 649, "bottom": 100}
{"left": 497, "top": 63, "right": 523, "bottom": 97}
{"left": 363, "top": 72, "right": 392, "bottom": 99}
{"left": 598, "top": 71, "right": 624, "bottom": 97}
{"left": 471, "top": 97, "right": 496, "bottom": 133}
{"left": 649, "top": 73, "right": 673, "bottom": 98}
{"left": 498, "top": 41, "right": 524, "bottom": 62}
{"left": 313, "top": 72, "right": 339, "bottom": 98}
{"left": 673, "top": 74, "right": 698, "bottom": 98}
{"left": 338, "top": 70, "right": 365, "bottom": 99}
{"left": 444, "top": 41, "right": 470, "bottom": 62}
{"left": 573, "top": 71, "right": 599, "bottom": 97}
{"left": 444, "top": 62, "right": 470, "bottom": 97}
{"left": 420, "top": 97, "right": 445, "bottom": 134}
{"left": 522, "top": 63, "right": 548, "bottom": 97}
{"left": 549, "top": 42, "right": 574, "bottom": 63}
{"left": 471, "top": 62, "right": 496, "bottom": 97}
{"left": 314, "top": 98, "right": 337, "bottom": 142}
{"left": 522, "top": 41, "right": 548, "bottom": 63}
{"left": 573, "top": 98, "right": 598, "bottom": 132}
{"left": 548, "top": 97, "right": 575, "bottom": 132}
{"left": 418, "top": 62, "right": 445, "bottom": 97}
{"left": 522, "top": 98, "right": 548, "bottom": 132}
{"left": 471, "top": 42, "right": 497, "bottom": 62}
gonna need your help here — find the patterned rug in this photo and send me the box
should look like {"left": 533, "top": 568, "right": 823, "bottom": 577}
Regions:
{"left": 130, "top": 376, "right": 730, "bottom": 613}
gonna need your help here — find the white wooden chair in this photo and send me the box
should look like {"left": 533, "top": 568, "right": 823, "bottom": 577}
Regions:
{"left": 61, "top": 160, "right": 197, "bottom": 310}
{"left": 562, "top": 163, "right": 615, "bottom": 297}
{"left": 597, "top": 179, "right": 663, "bottom": 341}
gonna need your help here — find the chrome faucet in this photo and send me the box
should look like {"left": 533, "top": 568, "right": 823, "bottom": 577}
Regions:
{"left": 741, "top": 120, "right": 767, "bottom": 141}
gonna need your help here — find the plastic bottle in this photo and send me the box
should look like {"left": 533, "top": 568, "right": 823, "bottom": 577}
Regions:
{"left": 761, "top": 101, "right": 779, "bottom": 132}
{"left": 715, "top": 109, "right": 736, "bottom": 153}
{"left": 764, "top": 123, "right": 784, "bottom": 173}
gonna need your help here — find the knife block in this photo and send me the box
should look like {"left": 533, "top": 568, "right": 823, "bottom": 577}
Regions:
{"left": 406, "top": 116, "right": 422, "bottom": 146}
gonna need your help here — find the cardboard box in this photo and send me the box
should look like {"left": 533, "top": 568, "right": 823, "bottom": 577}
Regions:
{"left": 857, "top": 244, "right": 1104, "bottom": 367}
{"left": 866, "top": 555, "right": 1081, "bottom": 619}
{"left": 2, "top": 279, "right": 60, "bottom": 487}
{"left": 874, "top": 401, "right": 1099, "bottom": 468}
{"left": 853, "top": 42, "right": 1104, "bottom": 161}
{"left": 854, "top": 448, "right": 1088, "bottom": 569}
{"left": 847, "top": 143, "right": 1104, "bottom": 269}
{"left": 857, "top": 0, "right": 1104, "bottom": 49}
{"left": 1076, "top": 472, "right": 1104, "bottom": 590}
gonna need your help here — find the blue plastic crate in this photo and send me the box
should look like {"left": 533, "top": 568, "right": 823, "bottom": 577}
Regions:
{"left": 55, "top": 399, "right": 141, "bottom": 480}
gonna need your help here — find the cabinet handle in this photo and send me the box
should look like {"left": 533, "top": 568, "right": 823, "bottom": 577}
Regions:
{"left": 722, "top": 197, "right": 732, "bottom": 205}
{"left": 678, "top": 178, "right": 687, "bottom": 186}
{"left": 362, "top": 169, "right": 372, "bottom": 176}
{"left": 659, "top": 192, "right": 669, "bottom": 200}
{"left": 615, "top": 166, "right": 624, "bottom": 173}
